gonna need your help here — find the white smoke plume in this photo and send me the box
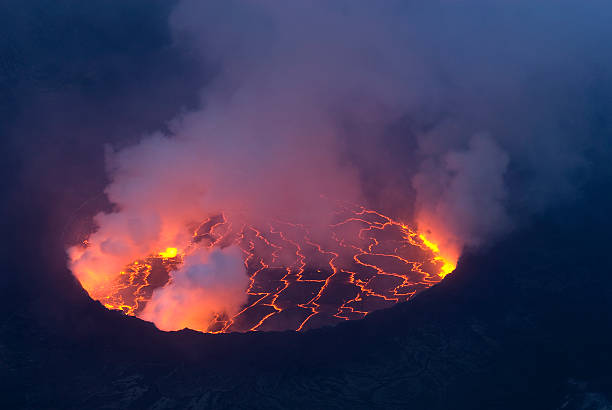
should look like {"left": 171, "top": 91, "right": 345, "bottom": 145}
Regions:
{"left": 140, "top": 246, "right": 249, "bottom": 331}
{"left": 412, "top": 134, "right": 510, "bottom": 260}
{"left": 68, "top": 0, "right": 612, "bottom": 331}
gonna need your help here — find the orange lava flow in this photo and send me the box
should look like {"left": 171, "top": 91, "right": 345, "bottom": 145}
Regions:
{"left": 80, "top": 204, "right": 457, "bottom": 333}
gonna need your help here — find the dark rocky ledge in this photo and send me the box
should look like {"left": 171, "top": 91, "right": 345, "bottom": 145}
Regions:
{"left": 1, "top": 186, "right": 611, "bottom": 409}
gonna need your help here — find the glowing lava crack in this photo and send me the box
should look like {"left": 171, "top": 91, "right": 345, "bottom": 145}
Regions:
{"left": 77, "top": 205, "right": 456, "bottom": 333}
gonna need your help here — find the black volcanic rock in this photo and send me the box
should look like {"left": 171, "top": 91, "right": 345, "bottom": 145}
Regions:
{"left": 1, "top": 186, "right": 611, "bottom": 409}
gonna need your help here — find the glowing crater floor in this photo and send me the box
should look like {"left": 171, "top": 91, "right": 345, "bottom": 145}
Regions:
{"left": 90, "top": 206, "right": 453, "bottom": 333}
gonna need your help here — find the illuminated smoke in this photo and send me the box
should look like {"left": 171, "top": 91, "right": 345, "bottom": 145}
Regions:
{"left": 412, "top": 135, "right": 510, "bottom": 261}
{"left": 140, "top": 246, "right": 249, "bottom": 331}
{"left": 68, "top": 1, "right": 612, "bottom": 331}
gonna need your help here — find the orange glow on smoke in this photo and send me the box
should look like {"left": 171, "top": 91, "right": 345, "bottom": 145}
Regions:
{"left": 74, "top": 205, "right": 458, "bottom": 333}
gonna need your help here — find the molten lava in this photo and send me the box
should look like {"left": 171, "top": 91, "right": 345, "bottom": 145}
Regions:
{"left": 78, "top": 204, "right": 456, "bottom": 333}
{"left": 158, "top": 247, "right": 178, "bottom": 258}
{"left": 417, "top": 234, "right": 456, "bottom": 278}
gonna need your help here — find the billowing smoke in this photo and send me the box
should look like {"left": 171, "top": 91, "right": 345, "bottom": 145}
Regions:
{"left": 412, "top": 134, "right": 510, "bottom": 261}
{"left": 67, "top": 0, "right": 612, "bottom": 331}
{"left": 140, "top": 246, "right": 248, "bottom": 331}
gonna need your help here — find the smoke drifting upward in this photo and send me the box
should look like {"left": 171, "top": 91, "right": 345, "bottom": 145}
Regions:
{"left": 412, "top": 135, "right": 510, "bottom": 261}
{"left": 140, "top": 246, "right": 248, "bottom": 331}
{"left": 68, "top": 0, "right": 612, "bottom": 331}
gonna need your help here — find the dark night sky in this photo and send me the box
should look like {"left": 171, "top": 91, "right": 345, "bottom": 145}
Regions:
{"left": 1, "top": 1, "right": 612, "bottom": 408}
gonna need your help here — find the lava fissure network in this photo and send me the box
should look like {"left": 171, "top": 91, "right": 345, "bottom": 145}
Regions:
{"left": 79, "top": 205, "right": 456, "bottom": 333}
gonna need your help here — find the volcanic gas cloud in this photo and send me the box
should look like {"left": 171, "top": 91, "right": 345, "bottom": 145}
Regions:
{"left": 66, "top": 2, "right": 528, "bottom": 333}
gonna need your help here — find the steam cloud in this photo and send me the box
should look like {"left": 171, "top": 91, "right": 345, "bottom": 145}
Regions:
{"left": 412, "top": 134, "right": 510, "bottom": 260}
{"left": 141, "top": 246, "right": 249, "bottom": 331}
{"left": 67, "top": 0, "right": 612, "bottom": 331}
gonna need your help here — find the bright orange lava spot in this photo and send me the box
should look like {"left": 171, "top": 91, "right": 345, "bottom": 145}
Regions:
{"left": 159, "top": 247, "right": 178, "bottom": 258}
{"left": 418, "top": 234, "right": 456, "bottom": 278}
{"left": 418, "top": 234, "right": 440, "bottom": 253}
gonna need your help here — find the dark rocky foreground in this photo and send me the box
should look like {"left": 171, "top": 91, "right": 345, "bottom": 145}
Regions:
{"left": 1, "top": 187, "right": 611, "bottom": 410}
